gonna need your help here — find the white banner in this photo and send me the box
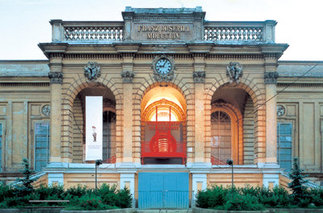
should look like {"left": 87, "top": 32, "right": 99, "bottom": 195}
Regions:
{"left": 85, "top": 96, "right": 103, "bottom": 160}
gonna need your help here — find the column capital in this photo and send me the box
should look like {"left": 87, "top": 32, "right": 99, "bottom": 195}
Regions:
{"left": 264, "top": 71, "right": 278, "bottom": 84}
{"left": 48, "top": 72, "right": 63, "bottom": 84}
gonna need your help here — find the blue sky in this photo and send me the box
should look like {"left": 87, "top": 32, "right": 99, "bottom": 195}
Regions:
{"left": 0, "top": 0, "right": 322, "bottom": 60}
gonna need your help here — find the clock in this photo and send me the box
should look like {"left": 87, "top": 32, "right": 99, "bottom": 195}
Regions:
{"left": 155, "top": 58, "right": 172, "bottom": 75}
{"left": 152, "top": 55, "right": 175, "bottom": 82}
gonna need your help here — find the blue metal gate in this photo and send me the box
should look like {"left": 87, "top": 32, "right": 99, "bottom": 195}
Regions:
{"left": 138, "top": 172, "right": 189, "bottom": 209}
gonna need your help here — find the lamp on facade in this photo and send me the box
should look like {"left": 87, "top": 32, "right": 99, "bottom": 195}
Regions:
{"left": 95, "top": 160, "right": 103, "bottom": 189}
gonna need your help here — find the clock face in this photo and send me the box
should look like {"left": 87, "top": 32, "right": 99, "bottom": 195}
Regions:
{"left": 155, "top": 58, "right": 172, "bottom": 75}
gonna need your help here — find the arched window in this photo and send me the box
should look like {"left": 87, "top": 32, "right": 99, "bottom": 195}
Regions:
{"left": 210, "top": 103, "right": 244, "bottom": 165}
{"left": 211, "top": 111, "right": 231, "bottom": 165}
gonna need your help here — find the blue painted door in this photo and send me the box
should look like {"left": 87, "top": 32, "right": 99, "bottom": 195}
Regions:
{"left": 138, "top": 172, "right": 189, "bottom": 209}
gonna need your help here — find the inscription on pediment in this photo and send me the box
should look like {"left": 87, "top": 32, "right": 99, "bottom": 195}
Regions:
{"left": 133, "top": 24, "right": 193, "bottom": 41}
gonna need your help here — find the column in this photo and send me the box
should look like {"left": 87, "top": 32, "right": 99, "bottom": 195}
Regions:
{"left": 48, "top": 60, "right": 63, "bottom": 163}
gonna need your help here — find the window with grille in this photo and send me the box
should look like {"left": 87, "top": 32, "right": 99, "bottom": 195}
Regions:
{"left": 34, "top": 122, "right": 50, "bottom": 171}
{"left": 277, "top": 122, "right": 292, "bottom": 172}
{"left": 211, "top": 111, "right": 231, "bottom": 165}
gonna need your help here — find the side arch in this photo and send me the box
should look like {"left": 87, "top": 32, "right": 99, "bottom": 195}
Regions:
{"left": 205, "top": 78, "right": 266, "bottom": 164}
{"left": 60, "top": 76, "right": 122, "bottom": 162}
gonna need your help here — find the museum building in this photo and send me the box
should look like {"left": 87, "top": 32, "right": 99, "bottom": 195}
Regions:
{"left": 0, "top": 7, "right": 323, "bottom": 208}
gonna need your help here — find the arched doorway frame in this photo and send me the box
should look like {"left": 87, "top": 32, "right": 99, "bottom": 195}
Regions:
{"left": 211, "top": 103, "right": 243, "bottom": 164}
{"left": 136, "top": 82, "right": 191, "bottom": 163}
{"left": 62, "top": 79, "right": 121, "bottom": 163}
{"left": 205, "top": 79, "right": 266, "bottom": 164}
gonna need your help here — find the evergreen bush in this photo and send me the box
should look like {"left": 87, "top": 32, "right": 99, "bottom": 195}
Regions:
{"left": 288, "top": 157, "right": 309, "bottom": 205}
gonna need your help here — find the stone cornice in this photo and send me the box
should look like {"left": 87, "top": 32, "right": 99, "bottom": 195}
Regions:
{"left": 38, "top": 43, "right": 68, "bottom": 59}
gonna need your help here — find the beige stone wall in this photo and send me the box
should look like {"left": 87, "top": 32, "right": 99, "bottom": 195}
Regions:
{"left": 207, "top": 173, "right": 263, "bottom": 187}
{"left": 63, "top": 173, "right": 120, "bottom": 189}
{"left": 277, "top": 80, "right": 323, "bottom": 173}
{"left": 243, "top": 95, "right": 255, "bottom": 164}
{"left": 0, "top": 81, "right": 50, "bottom": 172}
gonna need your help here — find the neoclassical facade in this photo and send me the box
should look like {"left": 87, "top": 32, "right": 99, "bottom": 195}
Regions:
{"left": 0, "top": 7, "right": 322, "bottom": 208}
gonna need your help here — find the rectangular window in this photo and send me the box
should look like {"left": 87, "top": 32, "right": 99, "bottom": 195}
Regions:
{"left": 277, "top": 122, "right": 293, "bottom": 171}
{"left": 34, "top": 122, "right": 50, "bottom": 172}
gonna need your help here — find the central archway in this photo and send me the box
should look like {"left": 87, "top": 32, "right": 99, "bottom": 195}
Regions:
{"left": 141, "top": 85, "right": 187, "bottom": 164}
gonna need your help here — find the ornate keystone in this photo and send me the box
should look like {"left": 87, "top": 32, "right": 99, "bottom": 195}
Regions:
{"left": 121, "top": 70, "right": 135, "bottom": 83}
{"left": 48, "top": 72, "right": 63, "bottom": 84}
{"left": 84, "top": 62, "right": 101, "bottom": 81}
{"left": 226, "top": 62, "right": 243, "bottom": 83}
{"left": 193, "top": 71, "right": 206, "bottom": 83}
{"left": 264, "top": 72, "right": 279, "bottom": 84}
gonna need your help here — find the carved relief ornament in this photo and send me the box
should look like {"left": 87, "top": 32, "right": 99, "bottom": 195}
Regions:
{"left": 193, "top": 71, "right": 206, "bottom": 83}
{"left": 121, "top": 70, "right": 135, "bottom": 83}
{"left": 84, "top": 62, "right": 101, "bottom": 81}
{"left": 226, "top": 62, "right": 243, "bottom": 83}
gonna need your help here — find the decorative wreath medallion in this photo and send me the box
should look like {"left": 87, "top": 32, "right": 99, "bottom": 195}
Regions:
{"left": 277, "top": 105, "right": 286, "bottom": 117}
{"left": 152, "top": 55, "right": 175, "bottom": 82}
{"left": 41, "top": 105, "right": 51, "bottom": 117}
{"left": 84, "top": 62, "right": 101, "bottom": 81}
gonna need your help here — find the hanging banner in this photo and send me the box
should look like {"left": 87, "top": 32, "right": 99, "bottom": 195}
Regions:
{"left": 85, "top": 96, "right": 103, "bottom": 160}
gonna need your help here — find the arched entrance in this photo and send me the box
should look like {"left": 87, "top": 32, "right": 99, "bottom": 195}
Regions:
{"left": 71, "top": 83, "right": 116, "bottom": 163}
{"left": 211, "top": 85, "right": 255, "bottom": 165}
{"left": 140, "top": 85, "right": 187, "bottom": 164}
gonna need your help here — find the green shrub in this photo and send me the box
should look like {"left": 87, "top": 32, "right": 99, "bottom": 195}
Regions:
{"left": 196, "top": 186, "right": 230, "bottom": 208}
{"left": 309, "top": 188, "right": 323, "bottom": 207}
{"left": 116, "top": 188, "right": 132, "bottom": 208}
{"left": 224, "top": 193, "right": 265, "bottom": 211}
{"left": 35, "top": 185, "right": 65, "bottom": 200}
{"left": 259, "top": 187, "right": 292, "bottom": 208}
{"left": 64, "top": 185, "right": 89, "bottom": 199}
{"left": 96, "top": 184, "right": 132, "bottom": 208}
{"left": 0, "top": 184, "right": 13, "bottom": 203}
{"left": 67, "top": 194, "right": 114, "bottom": 210}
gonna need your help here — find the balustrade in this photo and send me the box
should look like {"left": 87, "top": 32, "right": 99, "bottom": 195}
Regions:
{"left": 50, "top": 19, "right": 276, "bottom": 43}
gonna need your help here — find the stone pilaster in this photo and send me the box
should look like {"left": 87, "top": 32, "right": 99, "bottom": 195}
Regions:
{"left": 48, "top": 57, "right": 63, "bottom": 163}
{"left": 264, "top": 57, "right": 279, "bottom": 164}
{"left": 121, "top": 54, "right": 134, "bottom": 163}
{"left": 193, "top": 55, "right": 206, "bottom": 163}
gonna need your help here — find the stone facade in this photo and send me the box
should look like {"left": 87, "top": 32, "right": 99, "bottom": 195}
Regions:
{"left": 0, "top": 7, "right": 323, "bottom": 207}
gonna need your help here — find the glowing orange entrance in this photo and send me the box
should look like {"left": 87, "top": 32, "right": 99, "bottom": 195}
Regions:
{"left": 141, "top": 86, "right": 186, "bottom": 164}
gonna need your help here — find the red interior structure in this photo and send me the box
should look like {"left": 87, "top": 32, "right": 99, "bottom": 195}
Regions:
{"left": 141, "top": 106, "right": 186, "bottom": 164}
